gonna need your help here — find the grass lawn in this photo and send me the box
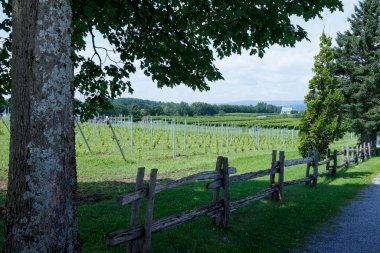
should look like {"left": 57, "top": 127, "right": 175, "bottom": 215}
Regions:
{"left": 0, "top": 119, "right": 379, "bottom": 252}
{"left": 75, "top": 153, "right": 379, "bottom": 253}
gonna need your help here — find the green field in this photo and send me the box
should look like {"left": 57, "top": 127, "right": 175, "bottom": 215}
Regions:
{"left": 0, "top": 115, "right": 378, "bottom": 252}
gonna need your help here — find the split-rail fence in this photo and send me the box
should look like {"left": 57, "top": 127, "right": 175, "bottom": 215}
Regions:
{"left": 107, "top": 142, "right": 374, "bottom": 252}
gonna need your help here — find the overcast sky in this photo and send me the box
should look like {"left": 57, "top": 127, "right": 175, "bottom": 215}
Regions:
{"left": 1, "top": 1, "right": 359, "bottom": 104}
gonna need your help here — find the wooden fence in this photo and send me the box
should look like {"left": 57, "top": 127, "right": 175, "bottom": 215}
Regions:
{"left": 107, "top": 142, "right": 374, "bottom": 253}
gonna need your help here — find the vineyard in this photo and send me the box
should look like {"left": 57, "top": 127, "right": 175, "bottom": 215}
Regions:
{"left": 152, "top": 113, "right": 301, "bottom": 128}
{"left": 0, "top": 114, "right": 357, "bottom": 165}
{"left": 74, "top": 116, "right": 301, "bottom": 161}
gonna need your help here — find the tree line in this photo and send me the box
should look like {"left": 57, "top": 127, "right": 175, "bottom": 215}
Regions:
{"left": 101, "top": 98, "right": 281, "bottom": 119}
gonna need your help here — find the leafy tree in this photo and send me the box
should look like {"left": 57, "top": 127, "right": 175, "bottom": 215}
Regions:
{"left": 334, "top": 0, "right": 380, "bottom": 144}
{"left": 127, "top": 103, "right": 143, "bottom": 122}
{"left": 0, "top": 0, "right": 344, "bottom": 117}
{"left": 191, "top": 102, "right": 217, "bottom": 116}
{"left": 177, "top": 102, "right": 192, "bottom": 116}
{"left": 299, "top": 33, "right": 345, "bottom": 157}
{"left": 0, "top": 0, "right": 344, "bottom": 251}
{"left": 163, "top": 103, "right": 177, "bottom": 116}
{"left": 218, "top": 110, "right": 225, "bottom": 116}
{"left": 143, "top": 104, "right": 164, "bottom": 116}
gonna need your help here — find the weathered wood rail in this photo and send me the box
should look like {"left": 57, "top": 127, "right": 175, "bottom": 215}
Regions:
{"left": 107, "top": 142, "right": 374, "bottom": 252}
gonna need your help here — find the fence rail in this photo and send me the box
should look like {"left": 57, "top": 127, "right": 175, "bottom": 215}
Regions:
{"left": 107, "top": 142, "right": 374, "bottom": 252}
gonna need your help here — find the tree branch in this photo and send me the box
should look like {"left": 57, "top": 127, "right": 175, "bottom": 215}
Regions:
{"left": 87, "top": 23, "right": 103, "bottom": 68}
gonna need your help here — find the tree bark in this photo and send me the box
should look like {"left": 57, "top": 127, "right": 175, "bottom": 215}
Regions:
{"left": 5, "top": 1, "right": 79, "bottom": 252}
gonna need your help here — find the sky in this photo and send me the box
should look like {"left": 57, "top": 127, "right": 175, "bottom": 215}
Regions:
{"left": 0, "top": 0, "right": 359, "bottom": 104}
{"left": 120, "top": 0, "right": 359, "bottom": 104}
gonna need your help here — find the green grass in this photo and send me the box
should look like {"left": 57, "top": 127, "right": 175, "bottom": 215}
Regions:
{"left": 77, "top": 155, "right": 380, "bottom": 253}
{"left": 1, "top": 116, "right": 304, "bottom": 174}
{"left": 0, "top": 115, "right": 378, "bottom": 252}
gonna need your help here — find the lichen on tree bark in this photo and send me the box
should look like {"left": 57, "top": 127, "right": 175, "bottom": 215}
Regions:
{"left": 5, "top": 1, "right": 79, "bottom": 252}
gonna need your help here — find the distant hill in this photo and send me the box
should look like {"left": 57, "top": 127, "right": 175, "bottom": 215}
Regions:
{"left": 222, "top": 100, "right": 306, "bottom": 111}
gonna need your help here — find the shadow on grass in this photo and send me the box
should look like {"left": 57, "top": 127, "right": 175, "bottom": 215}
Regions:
{"left": 0, "top": 163, "right": 376, "bottom": 253}
{"left": 74, "top": 169, "right": 378, "bottom": 253}
{"left": 322, "top": 167, "right": 372, "bottom": 185}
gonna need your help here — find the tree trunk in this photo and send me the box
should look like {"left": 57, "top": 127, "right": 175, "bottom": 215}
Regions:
{"left": 5, "top": 1, "right": 79, "bottom": 252}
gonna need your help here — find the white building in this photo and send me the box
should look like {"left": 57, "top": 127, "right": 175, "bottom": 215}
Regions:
{"left": 281, "top": 107, "right": 293, "bottom": 114}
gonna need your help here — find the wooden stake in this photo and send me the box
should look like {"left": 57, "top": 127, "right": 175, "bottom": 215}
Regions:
{"left": 75, "top": 117, "right": 92, "bottom": 153}
{"left": 130, "top": 116, "right": 134, "bottom": 148}
{"left": 221, "top": 157, "right": 230, "bottom": 228}
{"left": 129, "top": 168, "right": 145, "bottom": 253}
{"left": 312, "top": 150, "right": 319, "bottom": 187}
{"left": 108, "top": 119, "right": 127, "bottom": 162}
{"left": 142, "top": 169, "right": 158, "bottom": 253}
{"left": 362, "top": 143, "right": 366, "bottom": 160}
{"left": 355, "top": 145, "right": 359, "bottom": 164}
{"left": 332, "top": 150, "right": 337, "bottom": 176}
{"left": 368, "top": 142, "right": 371, "bottom": 158}
{"left": 277, "top": 151, "right": 285, "bottom": 201}
{"left": 326, "top": 149, "right": 331, "bottom": 171}
{"left": 212, "top": 157, "right": 223, "bottom": 225}
{"left": 305, "top": 150, "right": 312, "bottom": 185}
{"left": 269, "top": 150, "right": 277, "bottom": 199}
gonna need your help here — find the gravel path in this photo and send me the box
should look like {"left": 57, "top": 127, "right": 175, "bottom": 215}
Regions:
{"left": 300, "top": 174, "right": 380, "bottom": 253}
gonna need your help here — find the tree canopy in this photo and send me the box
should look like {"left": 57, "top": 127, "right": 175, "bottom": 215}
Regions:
{"left": 334, "top": 0, "right": 380, "bottom": 144}
{"left": 0, "top": 0, "right": 343, "bottom": 116}
{"left": 299, "top": 33, "right": 344, "bottom": 157}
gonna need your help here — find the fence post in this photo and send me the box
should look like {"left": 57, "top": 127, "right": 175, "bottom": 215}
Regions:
{"left": 345, "top": 145, "right": 350, "bottom": 167}
{"left": 269, "top": 150, "right": 277, "bottom": 199}
{"left": 362, "top": 143, "right": 365, "bottom": 160}
{"left": 221, "top": 157, "right": 230, "bottom": 228}
{"left": 276, "top": 151, "right": 285, "bottom": 201}
{"left": 326, "top": 149, "right": 331, "bottom": 171}
{"left": 359, "top": 144, "right": 363, "bottom": 162}
{"left": 332, "top": 150, "right": 337, "bottom": 176}
{"left": 142, "top": 169, "right": 158, "bottom": 253}
{"left": 355, "top": 145, "right": 359, "bottom": 164}
{"left": 368, "top": 142, "right": 371, "bottom": 158}
{"left": 128, "top": 167, "right": 145, "bottom": 253}
{"left": 362, "top": 143, "right": 365, "bottom": 159}
{"left": 312, "top": 150, "right": 319, "bottom": 187}
{"left": 212, "top": 156, "right": 223, "bottom": 226}
{"left": 305, "top": 150, "right": 312, "bottom": 185}
{"left": 341, "top": 146, "right": 345, "bottom": 165}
